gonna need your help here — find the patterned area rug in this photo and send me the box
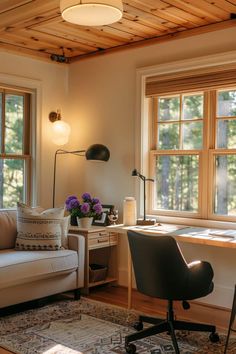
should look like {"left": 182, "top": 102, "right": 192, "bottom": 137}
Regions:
{"left": 0, "top": 298, "right": 234, "bottom": 354}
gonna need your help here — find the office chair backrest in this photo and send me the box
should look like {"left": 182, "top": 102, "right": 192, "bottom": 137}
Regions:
{"left": 127, "top": 230, "right": 189, "bottom": 299}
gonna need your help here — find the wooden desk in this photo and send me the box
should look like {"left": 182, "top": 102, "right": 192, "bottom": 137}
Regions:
{"left": 107, "top": 223, "right": 236, "bottom": 309}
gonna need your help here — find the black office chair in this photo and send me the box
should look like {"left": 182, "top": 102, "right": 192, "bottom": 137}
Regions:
{"left": 125, "top": 231, "right": 219, "bottom": 354}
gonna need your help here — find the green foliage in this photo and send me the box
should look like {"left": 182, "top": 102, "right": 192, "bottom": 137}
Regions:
{"left": 158, "top": 94, "right": 203, "bottom": 150}
{"left": 155, "top": 90, "right": 236, "bottom": 215}
{"left": 155, "top": 155, "right": 199, "bottom": 212}
{"left": 159, "top": 97, "right": 179, "bottom": 121}
{"left": 218, "top": 90, "right": 236, "bottom": 117}
{"left": 183, "top": 94, "right": 203, "bottom": 120}
{"left": 156, "top": 94, "right": 202, "bottom": 213}
{"left": 0, "top": 94, "right": 24, "bottom": 208}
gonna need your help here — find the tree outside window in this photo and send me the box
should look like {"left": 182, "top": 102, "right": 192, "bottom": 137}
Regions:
{"left": 0, "top": 89, "right": 31, "bottom": 208}
{"left": 149, "top": 88, "right": 236, "bottom": 220}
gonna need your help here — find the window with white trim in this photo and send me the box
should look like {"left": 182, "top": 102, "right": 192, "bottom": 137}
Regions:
{"left": 0, "top": 87, "right": 31, "bottom": 208}
{"left": 148, "top": 80, "right": 236, "bottom": 221}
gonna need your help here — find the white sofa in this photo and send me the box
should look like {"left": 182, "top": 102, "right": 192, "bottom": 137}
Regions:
{"left": 0, "top": 210, "right": 85, "bottom": 308}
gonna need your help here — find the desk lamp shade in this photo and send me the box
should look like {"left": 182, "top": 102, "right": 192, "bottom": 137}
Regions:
{"left": 60, "top": 0, "right": 123, "bottom": 26}
{"left": 85, "top": 144, "right": 110, "bottom": 161}
{"left": 132, "top": 169, "right": 138, "bottom": 177}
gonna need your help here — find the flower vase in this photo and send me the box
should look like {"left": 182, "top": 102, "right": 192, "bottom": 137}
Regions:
{"left": 70, "top": 215, "right": 78, "bottom": 226}
{"left": 77, "top": 217, "right": 93, "bottom": 229}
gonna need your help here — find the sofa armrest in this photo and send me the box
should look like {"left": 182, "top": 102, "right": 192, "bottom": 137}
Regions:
{"left": 68, "top": 234, "right": 85, "bottom": 289}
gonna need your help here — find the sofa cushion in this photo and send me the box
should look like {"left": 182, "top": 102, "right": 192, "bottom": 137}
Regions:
{"left": 0, "top": 249, "right": 78, "bottom": 288}
{"left": 15, "top": 203, "right": 66, "bottom": 251}
{"left": 0, "top": 210, "right": 17, "bottom": 250}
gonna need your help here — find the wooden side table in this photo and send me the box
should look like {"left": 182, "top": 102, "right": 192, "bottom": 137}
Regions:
{"left": 68, "top": 226, "right": 118, "bottom": 294}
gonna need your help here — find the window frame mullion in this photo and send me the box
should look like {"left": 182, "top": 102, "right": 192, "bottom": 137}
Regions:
{"left": 200, "top": 91, "right": 211, "bottom": 219}
{"left": 1, "top": 90, "right": 5, "bottom": 154}
{"left": 179, "top": 94, "right": 183, "bottom": 149}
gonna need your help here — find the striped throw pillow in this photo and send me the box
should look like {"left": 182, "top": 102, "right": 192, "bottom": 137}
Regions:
{"left": 15, "top": 203, "right": 66, "bottom": 251}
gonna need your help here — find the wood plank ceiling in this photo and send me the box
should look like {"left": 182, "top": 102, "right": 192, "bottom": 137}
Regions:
{"left": 0, "top": 0, "right": 236, "bottom": 63}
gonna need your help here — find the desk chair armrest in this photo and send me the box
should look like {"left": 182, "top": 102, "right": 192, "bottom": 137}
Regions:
{"left": 187, "top": 260, "right": 214, "bottom": 297}
{"left": 188, "top": 260, "right": 213, "bottom": 277}
{"left": 188, "top": 260, "right": 201, "bottom": 268}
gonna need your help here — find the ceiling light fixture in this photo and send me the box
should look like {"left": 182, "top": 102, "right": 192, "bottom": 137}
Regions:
{"left": 60, "top": 0, "right": 123, "bottom": 26}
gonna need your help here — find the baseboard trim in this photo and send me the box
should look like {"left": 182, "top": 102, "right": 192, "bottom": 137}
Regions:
{"left": 118, "top": 269, "right": 235, "bottom": 309}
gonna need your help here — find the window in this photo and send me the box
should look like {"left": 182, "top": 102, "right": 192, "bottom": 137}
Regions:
{"left": 148, "top": 87, "right": 236, "bottom": 221}
{"left": 213, "top": 89, "right": 236, "bottom": 217}
{"left": 0, "top": 88, "right": 31, "bottom": 208}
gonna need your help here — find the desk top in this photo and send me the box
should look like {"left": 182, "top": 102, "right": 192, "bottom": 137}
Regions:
{"left": 107, "top": 224, "right": 236, "bottom": 249}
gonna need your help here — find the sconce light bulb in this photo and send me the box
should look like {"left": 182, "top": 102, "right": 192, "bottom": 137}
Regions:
{"left": 51, "top": 120, "right": 71, "bottom": 145}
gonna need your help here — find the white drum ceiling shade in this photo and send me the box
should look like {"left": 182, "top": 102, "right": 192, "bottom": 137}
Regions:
{"left": 60, "top": 0, "right": 123, "bottom": 26}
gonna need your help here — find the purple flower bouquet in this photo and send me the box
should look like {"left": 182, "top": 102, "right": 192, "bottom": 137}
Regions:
{"left": 65, "top": 193, "right": 102, "bottom": 221}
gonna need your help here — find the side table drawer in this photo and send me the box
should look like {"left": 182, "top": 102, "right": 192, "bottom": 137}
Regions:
{"left": 88, "top": 232, "right": 110, "bottom": 249}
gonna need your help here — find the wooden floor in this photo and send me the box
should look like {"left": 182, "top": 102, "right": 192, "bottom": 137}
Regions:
{"left": 0, "top": 285, "right": 232, "bottom": 354}
{"left": 87, "top": 285, "right": 231, "bottom": 332}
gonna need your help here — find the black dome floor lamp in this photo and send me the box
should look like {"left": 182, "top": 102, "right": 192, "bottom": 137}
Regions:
{"left": 132, "top": 169, "right": 156, "bottom": 225}
{"left": 53, "top": 144, "right": 110, "bottom": 207}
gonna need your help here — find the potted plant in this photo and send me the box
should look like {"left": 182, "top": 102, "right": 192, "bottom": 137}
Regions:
{"left": 65, "top": 193, "right": 102, "bottom": 228}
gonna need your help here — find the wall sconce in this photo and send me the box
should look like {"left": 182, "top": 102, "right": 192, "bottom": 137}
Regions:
{"left": 49, "top": 109, "right": 71, "bottom": 146}
{"left": 132, "top": 168, "right": 156, "bottom": 225}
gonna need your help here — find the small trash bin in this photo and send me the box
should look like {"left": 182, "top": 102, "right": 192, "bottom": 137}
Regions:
{"left": 89, "top": 263, "right": 108, "bottom": 283}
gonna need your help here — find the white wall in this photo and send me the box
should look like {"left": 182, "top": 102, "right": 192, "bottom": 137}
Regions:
{"left": 68, "top": 27, "right": 236, "bottom": 308}
{"left": 0, "top": 51, "right": 70, "bottom": 208}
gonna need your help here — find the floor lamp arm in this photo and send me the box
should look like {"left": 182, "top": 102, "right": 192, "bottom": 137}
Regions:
{"left": 143, "top": 178, "right": 146, "bottom": 221}
{"left": 52, "top": 150, "right": 60, "bottom": 208}
{"left": 52, "top": 149, "right": 86, "bottom": 208}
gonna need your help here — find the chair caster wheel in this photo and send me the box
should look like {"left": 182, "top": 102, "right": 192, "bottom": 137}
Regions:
{"left": 182, "top": 300, "right": 190, "bottom": 310}
{"left": 125, "top": 343, "right": 136, "bottom": 353}
{"left": 134, "top": 321, "right": 143, "bottom": 331}
{"left": 209, "top": 332, "right": 220, "bottom": 343}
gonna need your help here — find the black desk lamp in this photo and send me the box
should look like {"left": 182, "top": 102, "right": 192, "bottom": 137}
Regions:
{"left": 132, "top": 169, "right": 156, "bottom": 225}
{"left": 53, "top": 144, "right": 110, "bottom": 207}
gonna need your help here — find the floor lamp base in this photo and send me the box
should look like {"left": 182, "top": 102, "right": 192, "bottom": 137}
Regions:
{"left": 137, "top": 219, "right": 156, "bottom": 226}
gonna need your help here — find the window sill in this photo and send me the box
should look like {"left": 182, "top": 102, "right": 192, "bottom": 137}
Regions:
{"left": 149, "top": 214, "right": 236, "bottom": 230}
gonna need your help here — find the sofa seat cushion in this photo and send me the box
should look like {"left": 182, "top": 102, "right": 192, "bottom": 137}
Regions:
{"left": 0, "top": 249, "right": 78, "bottom": 288}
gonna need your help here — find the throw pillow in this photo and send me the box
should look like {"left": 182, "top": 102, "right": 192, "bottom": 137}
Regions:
{"left": 15, "top": 203, "right": 66, "bottom": 251}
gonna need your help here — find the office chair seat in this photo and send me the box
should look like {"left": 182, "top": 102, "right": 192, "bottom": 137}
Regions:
{"left": 125, "top": 231, "right": 219, "bottom": 354}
